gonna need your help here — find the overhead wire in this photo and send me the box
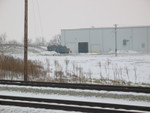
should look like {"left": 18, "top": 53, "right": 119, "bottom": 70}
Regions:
{"left": 36, "top": 0, "right": 44, "bottom": 38}
{"left": 31, "top": 0, "right": 44, "bottom": 40}
{"left": 31, "top": 0, "right": 38, "bottom": 39}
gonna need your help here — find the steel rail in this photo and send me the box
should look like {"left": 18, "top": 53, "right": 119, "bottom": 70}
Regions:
{"left": 0, "top": 95, "right": 149, "bottom": 112}
{"left": 0, "top": 100, "right": 138, "bottom": 113}
{"left": 0, "top": 80, "right": 150, "bottom": 93}
{"left": 0, "top": 95, "right": 148, "bottom": 113}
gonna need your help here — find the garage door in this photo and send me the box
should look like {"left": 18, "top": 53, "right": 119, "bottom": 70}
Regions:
{"left": 78, "top": 42, "right": 88, "bottom": 53}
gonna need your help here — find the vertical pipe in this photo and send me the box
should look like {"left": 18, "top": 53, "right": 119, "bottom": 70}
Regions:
{"left": 146, "top": 27, "right": 149, "bottom": 52}
{"left": 101, "top": 28, "right": 104, "bottom": 53}
{"left": 89, "top": 29, "right": 91, "bottom": 53}
{"left": 24, "top": 0, "right": 28, "bottom": 81}
{"left": 114, "top": 24, "right": 117, "bottom": 57}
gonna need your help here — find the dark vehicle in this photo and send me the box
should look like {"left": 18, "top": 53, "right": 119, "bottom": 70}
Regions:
{"left": 47, "top": 45, "right": 70, "bottom": 54}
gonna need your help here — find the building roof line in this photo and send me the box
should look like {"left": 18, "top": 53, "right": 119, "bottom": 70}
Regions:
{"left": 61, "top": 25, "right": 150, "bottom": 31}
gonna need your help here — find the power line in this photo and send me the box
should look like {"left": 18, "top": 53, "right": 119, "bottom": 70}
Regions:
{"left": 31, "top": 0, "right": 38, "bottom": 38}
{"left": 31, "top": 0, "right": 44, "bottom": 40}
{"left": 36, "top": 0, "right": 44, "bottom": 38}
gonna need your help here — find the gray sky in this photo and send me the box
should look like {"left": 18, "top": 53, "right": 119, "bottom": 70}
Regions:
{"left": 0, "top": 0, "right": 150, "bottom": 42}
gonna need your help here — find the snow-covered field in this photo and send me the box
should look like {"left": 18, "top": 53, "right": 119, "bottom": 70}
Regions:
{"left": 7, "top": 46, "right": 150, "bottom": 86}
{"left": 31, "top": 53, "right": 150, "bottom": 84}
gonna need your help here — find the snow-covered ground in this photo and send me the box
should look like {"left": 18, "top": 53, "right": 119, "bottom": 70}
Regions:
{"left": 0, "top": 106, "right": 80, "bottom": 113}
{"left": 1, "top": 46, "right": 150, "bottom": 113}
{"left": 6, "top": 46, "right": 150, "bottom": 86}
{"left": 0, "top": 84, "right": 150, "bottom": 106}
{"left": 30, "top": 53, "right": 150, "bottom": 84}
{"left": 0, "top": 105, "right": 82, "bottom": 113}
{"left": 0, "top": 84, "right": 150, "bottom": 113}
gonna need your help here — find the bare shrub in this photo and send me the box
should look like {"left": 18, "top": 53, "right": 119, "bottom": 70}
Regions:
{"left": 85, "top": 69, "right": 92, "bottom": 83}
{"left": 45, "top": 58, "right": 52, "bottom": 78}
{"left": 72, "top": 62, "right": 77, "bottom": 77}
{"left": 69, "top": 62, "right": 78, "bottom": 83}
{"left": 54, "top": 70, "right": 64, "bottom": 82}
{"left": 78, "top": 67, "right": 84, "bottom": 83}
{"left": 54, "top": 60, "right": 64, "bottom": 82}
{"left": 0, "top": 55, "right": 45, "bottom": 80}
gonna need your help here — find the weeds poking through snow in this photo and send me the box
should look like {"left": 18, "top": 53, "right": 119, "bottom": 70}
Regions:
{"left": 125, "top": 66, "right": 129, "bottom": 81}
{"left": 98, "top": 61, "right": 103, "bottom": 81}
{"left": 107, "top": 59, "right": 111, "bottom": 67}
{"left": 112, "top": 64, "right": 117, "bottom": 82}
{"left": 1, "top": 54, "right": 147, "bottom": 86}
{"left": 78, "top": 67, "right": 83, "bottom": 83}
{"left": 87, "top": 69, "right": 92, "bottom": 83}
{"left": 119, "top": 67, "right": 123, "bottom": 84}
{"left": 72, "top": 62, "right": 76, "bottom": 77}
{"left": 54, "top": 60, "right": 64, "bottom": 82}
{"left": 45, "top": 58, "right": 51, "bottom": 75}
{"left": 64, "top": 59, "right": 70, "bottom": 77}
{"left": 134, "top": 66, "right": 137, "bottom": 83}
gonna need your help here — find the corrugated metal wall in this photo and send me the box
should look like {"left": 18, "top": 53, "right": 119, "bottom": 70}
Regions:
{"left": 61, "top": 26, "right": 150, "bottom": 53}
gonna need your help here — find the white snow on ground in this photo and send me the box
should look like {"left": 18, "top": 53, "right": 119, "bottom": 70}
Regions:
{"left": 29, "top": 53, "right": 150, "bottom": 84}
{"left": 6, "top": 45, "right": 150, "bottom": 85}
{"left": 1, "top": 46, "right": 150, "bottom": 113}
{"left": 0, "top": 84, "right": 150, "bottom": 107}
{"left": 0, "top": 105, "right": 80, "bottom": 113}
{"left": 0, "top": 84, "right": 149, "bottom": 97}
{"left": 0, "top": 84, "right": 150, "bottom": 113}
{"left": 6, "top": 45, "right": 59, "bottom": 56}
{"left": 0, "top": 90, "right": 150, "bottom": 107}
{"left": 0, "top": 88, "right": 150, "bottom": 113}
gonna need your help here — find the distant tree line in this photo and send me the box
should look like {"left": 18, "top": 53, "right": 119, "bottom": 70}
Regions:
{"left": 0, "top": 33, "right": 63, "bottom": 54}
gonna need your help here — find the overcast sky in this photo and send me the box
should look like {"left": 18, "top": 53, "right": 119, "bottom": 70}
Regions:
{"left": 0, "top": 0, "right": 150, "bottom": 42}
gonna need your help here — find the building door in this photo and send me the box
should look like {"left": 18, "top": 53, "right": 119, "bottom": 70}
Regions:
{"left": 78, "top": 42, "right": 88, "bottom": 53}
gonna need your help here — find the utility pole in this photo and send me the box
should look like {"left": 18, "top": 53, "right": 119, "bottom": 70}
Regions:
{"left": 114, "top": 24, "right": 117, "bottom": 57}
{"left": 24, "top": 0, "right": 28, "bottom": 81}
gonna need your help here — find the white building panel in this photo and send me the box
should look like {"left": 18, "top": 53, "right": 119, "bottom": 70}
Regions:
{"left": 61, "top": 30, "right": 65, "bottom": 45}
{"left": 61, "top": 26, "right": 150, "bottom": 53}
{"left": 117, "top": 28, "right": 132, "bottom": 50}
{"left": 148, "top": 28, "right": 150, "bottom": 51}
{"left": 65, "top": 29, "right": 90, "bottom": 42}
{"left": 90, "top": 29, "right": 103, "bottom": 52}
{"left": 132, "top": 27, "right": 147, "bottom": 52}
{"left": 103, "top": 28, "right": 115, "bottom": 52}
{"left": 91, "top": 44, "right": 101, "bottom": 53}
{"left": 66, "top": 43, "right": 76, "bottom": 53}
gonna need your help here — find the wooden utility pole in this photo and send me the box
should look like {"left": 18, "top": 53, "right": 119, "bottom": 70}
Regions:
{"left": 114, "top": 24, "right": 117, "bottom": 57}
{"left": 24, "top": 0, "right": 28, "bottom": 81}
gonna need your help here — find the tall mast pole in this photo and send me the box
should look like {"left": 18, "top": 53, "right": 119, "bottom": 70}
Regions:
{"left": 24, "top": 0, "right": 28, "bottom": 81}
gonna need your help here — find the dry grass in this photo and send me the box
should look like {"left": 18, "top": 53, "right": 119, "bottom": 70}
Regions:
{"left": 0, "top": 55, "right": 45, "bottom": 80}
{"left": 1, "top": 55, "right": 149, "bottom": 86}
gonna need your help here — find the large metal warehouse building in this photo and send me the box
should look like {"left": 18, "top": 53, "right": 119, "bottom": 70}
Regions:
{"left": 61, "top": 26, "right": 150, "bottom": 53}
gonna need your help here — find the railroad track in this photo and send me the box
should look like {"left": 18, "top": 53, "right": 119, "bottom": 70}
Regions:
{"left": 0, "top": 80, "right": 150, "bottom": 93}
{"left": 0, "top": 95, "right": 149, "bottom": 113}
